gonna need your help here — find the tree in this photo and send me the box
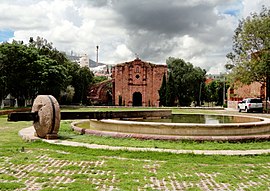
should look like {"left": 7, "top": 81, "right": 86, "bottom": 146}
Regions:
{"left": 93, "top": 76, "right": 108, "bottom": 83}
{"left": 0, "top": 38, "right": 75, "bottom": 106}
{"left": 206, "top": 80, "right": 222, "bottom": 105}
{"left": 205, "top": 79, "right": 229, "bottom": 106}
{"left": 158, "top": 73, "right": 167, "bottom": 106}
{"left": 190, "top": 67, "right": 206, "bottom": 106}
{"left": 60, "top": 85, "right": 75, "bottom": 104}
{"left": 71, "top": 66, "right": 94, "bottom": 104}
{"left": 166, "top": 73, "right": 176, "bottom": 106}
{"left": 166, "top": 57, "right": 206, "bottom": 106}
{"left": 227, "top": 6, "right": 270, "bottom": 98}
{"left": 29, "top": 36, "right": 68, "bottom": 66}
{"left": 32, "top": 55, "right": 67, "bottom": 98}
{"left": 0, "top": 50, "right": 8, "bottom": 102}
{"left": 0, "top": 41, "right": 37, "bottom": 106}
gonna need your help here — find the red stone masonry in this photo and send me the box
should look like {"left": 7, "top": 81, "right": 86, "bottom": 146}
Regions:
{"left": 112, "top": 58, "right": 167, "bottom": 107}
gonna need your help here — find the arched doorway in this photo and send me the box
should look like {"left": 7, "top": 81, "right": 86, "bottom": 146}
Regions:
{"left": 133, "top": 92, "right": 142, "bottom": 106}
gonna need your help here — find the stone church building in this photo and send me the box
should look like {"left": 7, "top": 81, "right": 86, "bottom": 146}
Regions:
{"left": 112, "top": 58, "right": 167, "bottom": 106}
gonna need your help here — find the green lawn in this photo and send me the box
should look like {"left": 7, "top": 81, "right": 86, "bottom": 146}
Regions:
{"left": 0, "top": 108, "right": 269, "bottom": 190}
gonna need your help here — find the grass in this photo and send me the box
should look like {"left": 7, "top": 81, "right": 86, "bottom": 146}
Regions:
{"left": 0, "top": 108, "right": 269, "bottom": 190}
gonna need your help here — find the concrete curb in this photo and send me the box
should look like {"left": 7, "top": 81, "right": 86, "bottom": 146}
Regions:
{"left": 71, "top": 120, "right": 270, "bottom": 142}
{"left": 18, "top": 126, "right": 40, "bottom": 142}
{"left": 19, "top": 126, "right": 270, "bottom": 156}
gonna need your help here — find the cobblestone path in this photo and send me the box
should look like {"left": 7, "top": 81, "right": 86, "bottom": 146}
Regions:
{"left": 0, "top": 149, "right": 269, "bottom": 190}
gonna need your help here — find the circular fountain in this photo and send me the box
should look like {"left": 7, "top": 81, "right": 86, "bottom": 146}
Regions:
{"left": 72, "top": 113, "right": 270, "bottom": 142}
{"left": 9, "top": 95, "right": 269, "bottom": 142}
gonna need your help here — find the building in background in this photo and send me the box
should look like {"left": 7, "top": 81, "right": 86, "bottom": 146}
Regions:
{"left": 67, "top": 53, "right": 89, "bottom": 67}
{"left": 227, "top": 82, "right": 265, "bottom": 109}
{"left": 227, "top": 50, "right": 269, "bottom": 109}
{"left": 112, "top": 58, "right": 167, "bottom": 107}
{"left": 78, "top": 54, "right": 89, "bottom": 67}
{"left": 88, "top": 80, "right": 113, "bottom": 105}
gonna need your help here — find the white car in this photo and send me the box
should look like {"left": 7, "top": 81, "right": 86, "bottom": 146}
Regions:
{"left": 238, "top": 98, "right": 263, "bottom": 113}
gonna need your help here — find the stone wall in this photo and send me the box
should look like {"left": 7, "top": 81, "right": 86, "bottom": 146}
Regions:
{"left": 228, "top": 101, "right": 239, "bottom": 109}
{"left": 88, "top": 80, "right": 112, "bottom": 105}
{"left": 228, "top": 82, "right": 264, "bottom": 101}
{"left": 112, "top": 58, "right": 167, "bottom": 107}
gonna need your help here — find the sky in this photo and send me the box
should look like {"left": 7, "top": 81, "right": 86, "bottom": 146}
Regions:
{"left": 0, "top": 0, "right": 269, "bottom": 74}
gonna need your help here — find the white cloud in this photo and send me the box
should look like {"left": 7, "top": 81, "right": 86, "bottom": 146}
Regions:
{"left": 0, "top": 0, "right": 269, "bottom": 73}
{"left": 242, "top": 0, "right": 268, "bottom": 17}
{"left": 114, "top": 44, "right": 133, "bottom": 59}
{"left": 207, "top": 62, "right": 226, "bottom": 74}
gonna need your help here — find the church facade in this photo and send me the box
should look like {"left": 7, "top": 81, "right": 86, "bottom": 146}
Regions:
{"left": 112, "top": 58, "right": 167, "bottom": 106}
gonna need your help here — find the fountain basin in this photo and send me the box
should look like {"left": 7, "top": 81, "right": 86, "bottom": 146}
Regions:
{"left": 71, "top": 114, "right": 270, "bottom": 141}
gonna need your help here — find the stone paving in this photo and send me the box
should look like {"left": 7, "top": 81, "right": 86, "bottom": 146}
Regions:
{"left": 0, "top": 126, "right": 267, "bottom": 190}
{"left": 0, "top": 149, "right": 269, "bottom": 190}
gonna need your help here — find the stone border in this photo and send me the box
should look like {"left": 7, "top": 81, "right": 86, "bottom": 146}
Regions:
{"left": 71, "top": 115, "right": 270, "bottom": 142}
{"left": 19, "top": 126, "right": 270, "bottom": 155}
{"left": 18, "top": 126, "right": 40, "bottom": 142}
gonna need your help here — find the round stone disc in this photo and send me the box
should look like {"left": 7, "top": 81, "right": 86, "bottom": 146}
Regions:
{"left": 31, "top": 95, "right": 60, "bottom": 138}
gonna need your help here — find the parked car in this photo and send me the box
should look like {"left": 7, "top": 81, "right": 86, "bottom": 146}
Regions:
{"left": 238, "top": 98, "right": 263, "bottom": 113}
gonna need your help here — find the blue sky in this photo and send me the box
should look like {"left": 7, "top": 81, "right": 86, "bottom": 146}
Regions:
{"left": 223, "top": 9, "right": 241, "bottom": 16}
{"left": 0, "top": 29, "right": 14, "bottom": 42}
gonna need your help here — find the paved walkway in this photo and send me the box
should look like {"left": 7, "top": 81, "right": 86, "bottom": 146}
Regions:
{"left": 19, "top": 126, "right": 270, "bottom": 156}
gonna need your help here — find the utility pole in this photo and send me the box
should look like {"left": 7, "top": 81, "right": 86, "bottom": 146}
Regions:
{"left": 96, "top": 45, "right": 99, "bottom": 66}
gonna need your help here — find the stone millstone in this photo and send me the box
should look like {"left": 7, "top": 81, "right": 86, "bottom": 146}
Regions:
{"left": 31, "top": 95, "right": 60, "bottom": 139}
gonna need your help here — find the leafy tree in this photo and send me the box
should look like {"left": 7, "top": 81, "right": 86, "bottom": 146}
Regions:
{"left": 29, "top": 36, "right": 68, "bottom": 66}
{"left": 158, "top": 73, "right": 167, "bottom": 106}
{"left": 166, "top": 57, "right": 206, "bottom": 106}
{"left": 60, "top": 85, "right": 75, "bottom": 104}
{"left": 93, "top": 76, "right": 108, "bottom": 83}
{"left": 206, "top": 79, "right": 229, "bottom": 106}
{"left": 33, "top": 55, "right": 67, "bottom": 98}
{"left": 0, "top": 37, "right": 92, "bottom": 106}
{"left": 190, "top": 67, "right": 206, "bottom": 106}
{"left": 71, "top": 66, "right": 94, "bottom": 104}
{"left": 29, "top": 36, "right": 53, "bottom": 50}
{"left": 0, "top": 50, "right": 8, "bottom": 102}
{"left": 59, "top": 59, "right": 94, "bottom": 104}
{"left": 166, "top": 73, "right": 176, "bottom": 106}
{"left": 206, "top": 81, "right": 220, "bottom": 105}
{"left": 227, "top": 6, "right": 270, "bottom": 98}
{"left": 0, "top": 41, "right": 37, "bottom": 106}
